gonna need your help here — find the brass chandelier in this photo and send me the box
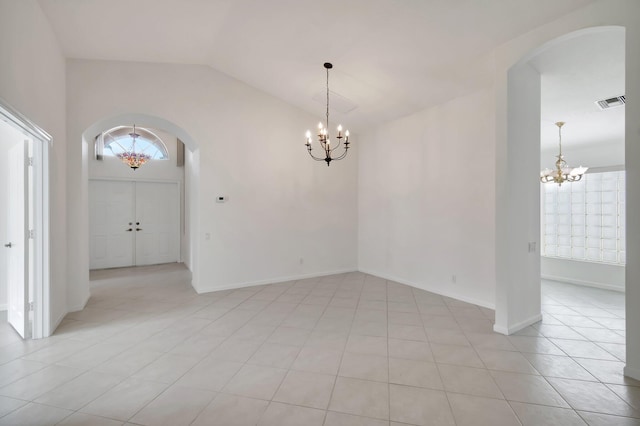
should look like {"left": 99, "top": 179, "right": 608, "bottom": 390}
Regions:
{"left": 305, "top": 62, "right": 351, "bottom": 166}
{"left": 540, "top": 121, "right": 588, "bottom": 186}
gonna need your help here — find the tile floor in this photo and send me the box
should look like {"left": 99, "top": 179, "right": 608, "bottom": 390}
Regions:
{"left": 0, "top": 265, "right": 636, "bottom": 425}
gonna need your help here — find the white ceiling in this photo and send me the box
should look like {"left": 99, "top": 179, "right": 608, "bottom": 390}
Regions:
{"left": 38, "top": 0, "right": 598, "bottom": 131}
{"left": 531, "top": 29, "right": 625, "bottom": 153}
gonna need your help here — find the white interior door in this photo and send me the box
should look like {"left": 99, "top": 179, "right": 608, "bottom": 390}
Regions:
{"left": 6, "top": 141, "right": 29, "bottom": 338}
{"left": 89, "top": 180, "right": 135, "bottom": 269}
{"left": 134, "top": 182, "right": 180, "bottom": 266}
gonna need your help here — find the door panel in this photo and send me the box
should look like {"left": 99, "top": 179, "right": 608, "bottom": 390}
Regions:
{"left": 134, "top": 182, "right": 180, "bottom": 266}
{"left": 6, "top": 141, "right": 28, "bottom": 338}
{"left": 89, "top": 180, "right": 180, "bottom": 269}
{"left": 89, "top": 180, "right": 135, "bottom": 269}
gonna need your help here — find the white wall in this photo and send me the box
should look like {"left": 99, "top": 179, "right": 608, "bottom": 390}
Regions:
{"left": 0, "top": 0, "right": 67, "bottom": 330}
{"left": 492, "top": 0, "right": 640, "bottom": 378}
{"left": 542, "top": 257, "right": 624, "bottom": 291}
{"left": 66, "top": 59, "right": 358, "bottom": 305}
{"left": 359, "top": 88, "right": 496, "bottom": 308}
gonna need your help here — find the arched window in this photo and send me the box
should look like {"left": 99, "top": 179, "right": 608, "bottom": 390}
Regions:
{"left": 101, "top": 126, "right": 169, "bottom": 160}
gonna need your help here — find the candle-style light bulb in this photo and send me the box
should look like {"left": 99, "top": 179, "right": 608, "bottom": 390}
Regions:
{"left": 337, "top": 124, "right": 342, "bottom": 132}
{"left": 318, "top": 122, "right": 323, "bottom": 130}
{"left": 345, "top": 130, "right": 350, "bottom": 137}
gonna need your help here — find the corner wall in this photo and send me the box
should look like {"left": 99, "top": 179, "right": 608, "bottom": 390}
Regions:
{"left": 0, "top": 0, "right": 67, "bottom": 331}
{"left": 66, "top": 59, "right": 358, "bottom": 304}
{"left": 358, "top": 88, "right": 496, "bottom": 308}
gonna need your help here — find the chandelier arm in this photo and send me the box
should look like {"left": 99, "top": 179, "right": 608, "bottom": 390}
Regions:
{"left": 332, "top": 146, "right": 350, "bottom": 161}
{"left": 307, "top": 149, "right": 326, "bottom": 161}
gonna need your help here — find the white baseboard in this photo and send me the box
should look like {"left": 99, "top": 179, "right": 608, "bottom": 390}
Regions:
{"left": 624, "top": 365, "right": 640, "bottom": 381}
{"left": 67, "top": 291, "right": 91, "bottom": 313}
{"left": 493, "top": 313, "right": 542, "bottom": 335}
{"left": 51, "top": 309, "right": 67, "bottom": 334}
{"left": 194, "top": 268, "right": 358, "bottom": 294}
{"left": 542, "top": 274, "right": 624, "bottom": 293}
{"left": 358, "top": 268, "right": 495, "bottom": 310}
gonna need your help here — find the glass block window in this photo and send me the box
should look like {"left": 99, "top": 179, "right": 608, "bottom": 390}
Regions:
{"left": 542, "top": 170, "right": 625, "bottom": 265}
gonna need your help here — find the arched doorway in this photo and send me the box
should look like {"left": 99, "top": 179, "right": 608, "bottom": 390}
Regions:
{"left": 73, "top": 113, "right": 200, "bottom": 312}
{"left": 495, "top": 26, "right": 626, "bottom": 336}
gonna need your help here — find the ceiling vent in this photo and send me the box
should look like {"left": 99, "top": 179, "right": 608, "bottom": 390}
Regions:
{"left": 595, "top": 95, "right": 626, "bottom": 110}
{"left": 312, "top": 90, "right": 358, "bottom": 114}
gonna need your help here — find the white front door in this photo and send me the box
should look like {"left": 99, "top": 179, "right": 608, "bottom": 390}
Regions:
{"left": 89, "top": 180, "right": 135, "bottom": 269}
{"left": 6, "top": 140, "right": 29, "bottom": 338}
{"left": 89, "top": 180, "right": 180, "bottom": 269}
{"left": 135, "top": 182, "right": 180, "bottom": 266}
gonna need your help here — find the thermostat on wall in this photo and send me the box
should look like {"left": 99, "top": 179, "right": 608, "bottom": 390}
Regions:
{"left": 216, "top": 196, "right": 227, "bottom": 203}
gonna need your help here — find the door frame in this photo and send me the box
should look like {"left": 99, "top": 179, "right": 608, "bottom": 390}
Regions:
{"left": 0, "top": 98, "right": 51, "bottom": 339}
{"left": 88, "top": 177, "right": 183, "bottom": 266}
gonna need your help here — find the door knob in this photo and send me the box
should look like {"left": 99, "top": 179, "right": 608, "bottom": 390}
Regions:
{"left": 136, "top": 222, "right": 140, "bottom": 225}
{"left": 126, "top": 229, "right": 133, "bottom": 232}
{"left": 129, "top": 222, "right": 133, "bottom": 225}
{"left": 136, "top": 228, "right": 143, "bottom": 231}
{"left": 3, "top": 242, "right": 11, "bottom": 248}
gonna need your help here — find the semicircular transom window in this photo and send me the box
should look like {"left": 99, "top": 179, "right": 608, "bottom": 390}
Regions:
{"left": 102, "top": 126, "right": 169, "bottom": 160}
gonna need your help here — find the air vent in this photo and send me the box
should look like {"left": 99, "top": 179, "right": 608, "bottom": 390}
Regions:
{"left": 596, "top": 95, "right": 626, "bottom": 110}
{"left": 312, "top": 90, "right": 358, "bottom": 114}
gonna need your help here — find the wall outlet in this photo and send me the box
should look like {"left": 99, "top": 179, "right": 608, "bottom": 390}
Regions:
{"left": 299, "top": 257, "right": 304, "bottom": 265}
{"left": 451, "top": 274, "right": 457, "bottom": 284}
{"left": 528, "top": 242, "right": 537, "bottom": 252}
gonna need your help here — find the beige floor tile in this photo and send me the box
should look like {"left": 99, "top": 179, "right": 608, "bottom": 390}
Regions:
{"left": 547, "top": 377, "right": 640, "bottom": 418}
{"left": 345, "top": 335, "right": 388, "bottom": 356}
{"left": 191, "top": 393, "right": 269, "bottom": 426}
{"left": 466, "top": 333, "right": 517, "bottom": 351}
{"left": 292, "top": 346, "right": 343, "bottom": 375}
{"left": 0, "top": 364, "right": 84, "bottom": 401}
{"left": 389, "top": 357, "right": 442, "bottom": 390}
{"left": 34, "top": 371, "right": 124, "bottom": 410}
{"left": 57, "top": 412, "right": 125, "bottom": 426}
{"left": 388, "top": 338, "right": 433, "bottom": 362}
{"left": 130, "top": 385, "right": 216, "bottom": 426}
{"left": 424, "top": 327, "right": 470, "bottom": 346}
{"left": 223, "top": 364, "right": 287, "bottom": 400}
{"left": 577, "top": 411, "right": 640, "bottom": 426}
{"left": 507, "top": 335, "right": 564, "bottom": 355}
{"left": 430, "top": 343, "right": 484, "bottom": 368}
{"left": 575, "top": 358, "right": 640, "bottom": 385}
{"left": 247, "top": 342, "right": 301, "bottom": 369}
{"left": 388, "top": 324, "right": 427, "bottom": 342}
{"left": 132, "top": 353, "right": 202, "bottom": 383}
{"left": 339, "top": 352, "right": 388, "bottom": 383}
{"left": 257, "top": 402, "right": 325, "bottom": 426}
{"left": 447, "top": 393, "right": 521, "bottom": 426}
{"left": 490, "top": 370, "right": 570, "bottom": 407}
{"left": 476, "top": 349, "right": 539, "bottom": 374}
{"left": 208, "top": 338, "right": 263, "bottom": 363}
{"left": 389, "top": 384, "right": 454, "bottom": 426}
{"left": 0, "top": 402, "right": 73, "bottom": 426}
{"left": 324, "top": 411, "right": 389, "bottom": 426}
{"left": 550, "top": 339, "right": 619, "bottom": 361}
{"left": 329, "top": 377, "right": 389, "bottom": 420}
{"left": 523, "top": 353, "right": 596, "bottom": 381}
{"left": 438, "top": 364, "right": 504, "bottom": 399}
{"left": 273, "top": 370, "right": 335, "bottom": 409}
{"left": 80, "top": 378, "right": 168, "bottom": 421}
{"left": 509, "top": 401, "right": 587, "bottom": 425}
{"left": 350, "top": 320, "right": 388, "bottom": 337}
{"left": 94, "top": 348, "right": 164, "bottom": 377}
{"left": 266, "top": 326, "right": 311, "bottom": 346}
{"left": 608, "top": 384, "right": 640, "bottom": 411}
{"left": 0, "top": 395, "right": 27, "bottom": 418}
{"left": 0, "top": 358, "right": 47, "bottom": 388}
{"left": 176, "top": 357, "right": 242, "bottom": 391}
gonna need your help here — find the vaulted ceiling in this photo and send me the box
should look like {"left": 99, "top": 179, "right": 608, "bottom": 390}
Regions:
{"left": 38, "top": 0, "right": 599, "bottom": 131}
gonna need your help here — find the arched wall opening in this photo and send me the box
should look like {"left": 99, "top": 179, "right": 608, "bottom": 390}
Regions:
{"left": 494, "top": 24, "right": 640, "bottom": 379}
{"left": 72, "top": 113, "right": 200, "bottom": 315}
